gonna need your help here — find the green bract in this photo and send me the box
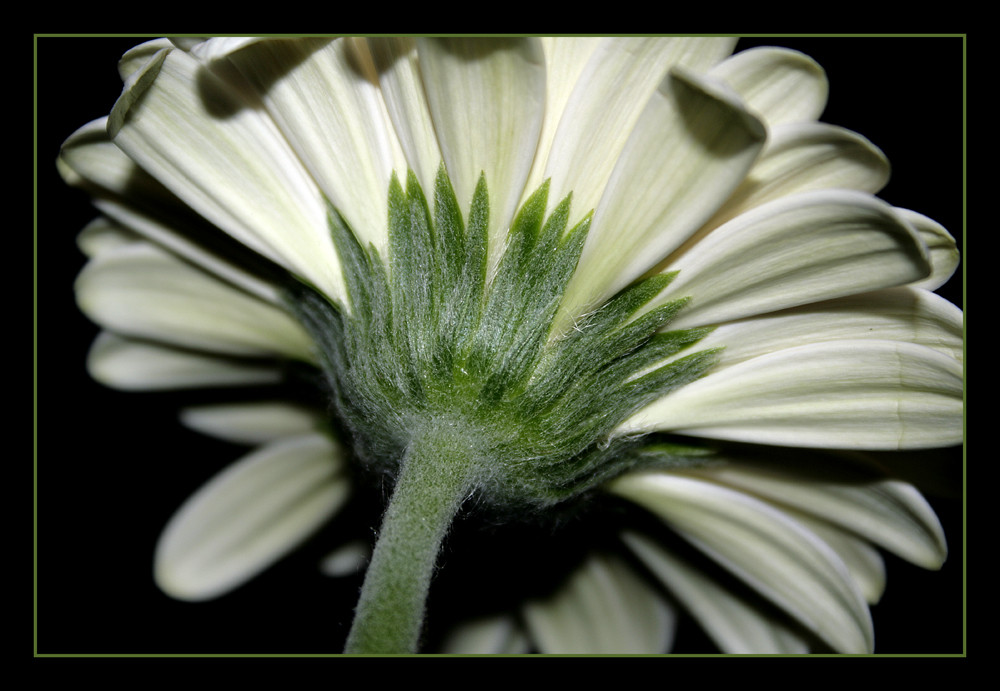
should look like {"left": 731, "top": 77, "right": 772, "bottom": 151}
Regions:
{"left": 294, "top": 167, "right": 719, "bottom": 513}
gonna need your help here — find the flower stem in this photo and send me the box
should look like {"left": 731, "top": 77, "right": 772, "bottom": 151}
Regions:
{"left": 344, "top": 421, "right": 480, "bottom": 654}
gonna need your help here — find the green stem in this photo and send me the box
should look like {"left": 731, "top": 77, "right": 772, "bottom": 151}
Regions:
{"left": 344, "top": 422, "right": 480, "bottom": 654}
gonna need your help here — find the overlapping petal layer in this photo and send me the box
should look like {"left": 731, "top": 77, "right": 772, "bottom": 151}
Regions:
{"left": 611, "top": 472, "right": 874, "bottom": 653}
{"left": 61, "top": 36, "right": 962, "bottom": 655}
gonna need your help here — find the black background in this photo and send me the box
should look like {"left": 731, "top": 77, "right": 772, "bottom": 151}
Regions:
{"left": 36, "top": 36, "right": 965, "bottom": 656}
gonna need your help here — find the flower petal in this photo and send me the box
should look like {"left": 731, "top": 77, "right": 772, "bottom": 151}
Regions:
{"left": 522, "top": 552, "right": 676, "bottom": 654}
{"left": 366, "top": 38, "right": 445, "bottom": 201}
{"left": 60, "top": 118, "right": 283, "bottom": 304}
{"left": 107, "top": 45, "right": 346, "bottom": 305}
{"left": 417, "top": 38, "right": 546, "bottom": 272}
{"left": 218, "top": 38, "right": 408, "bottom": 257}
{"left": 710, "top": 47, "right": 828, "bottom": 127}
{"left": 154, "top": 433, "right": 348, "bottom": 601}
{"left": 700, "top": 122, "right": 891, "bottom": 232}
{"left": 680, "top": 458, "right": 947, "bottom": 569}
{"left": 320, "top": 540, "right": 371, "bottom": 578}
{"left": 791, "top": 515, "right": 887, "bottom": 604}
{"left": 611, "top": 473, "right": 873, "bottom": 653}
{"left": 520, "top": 37, "right": 601, "bottom": 198}
{"left": 691, "top": 287, "right": 964, "bottom": 368}
{"left": 440, "top": 615, "right": 531, "bottom": 655}
{"left": 659, "top": 190, "right": 932, "bottom": 329}
{"left": 897, "top": 209, "right": 961, "bottom": 291}
{"left": 623, "top": 340, "right": 963, "bottom": 450}
{"left": 560, "top": 67, "right": 766, "bottom": 318}
{"left": 180, "top": 401, "right": 327, "bottom": 445}
{"left": 75, "top": 242, "right": 315, "bottom": 361}
{"left": 538, "top": 37, "right": 737, "bottom": 225}
{"left": 621, "top": 531, "right": 809, "bottom": 653}
{"left": 75, "top": 217, "right": 140, "bottom": 258}
{"left": 86, "top": 332, "right": 283, "bottom": 390}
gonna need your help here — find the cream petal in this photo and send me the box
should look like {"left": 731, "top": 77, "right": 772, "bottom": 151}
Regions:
{"left": 658, "top": 190, "right": 932, "bottom": 329}
{"left": 680, "top": 460, "right": 947, "bottom": 570}
{"left": 520, "top": 37, "right": 601, "bottom": 197}
{"left": 75, "top": 242, "right": 315, "bottom": 361}
{"left": 416, "top": 37, "right": 547, "bottom": 273}
{"left": 118, "top": 38, "right": 176, "bottom": 80}
{"left": 92, "top": 198, "right": 283, "bottom": 305}
{"left": 319, "top": 540, "right": 371, "bottom": 578}
{"left": 440, "top": 615, "right": 532, "bottom": 655}
{"left": 621, "top": 531, "right": 809, "bottom": 653}
{"left": 183, "top": 37, "right": 267, "bottom": 62}
{"left": 522, "top": 552, "right": 675, "bottom": 654}
{"left": 58, "top": 117, "right": 175, "bottom": 204}
{"left": 560, "top": 67, "right": 766, "bottom": 320}
{"left": 107, "top": 45, "right": 347, "bottom": 305}
{"left": 87, "top": 332, "right": 283, "bottom": 390}
{"left": 897, "top": 209, "right": 961, "bottom": 291}
{"left": 180, "top": 401, "right": 327, "bottom": 445}
{"left": 220, "top": 38, "right": 408, "bottom": 258}
{"left": 699, "top": 122, "right": 891, "bottom": 232}
{"left": 154, "top": 433, "right": 349, "bottom": 601}
{"left": 60, "top": 117, "right": 284, "bottom": 303}
{"left": 791, "top": 515, "right": 887, "bottom": 604}
{"left": 366, "top": 37, "right": 444, "bottom": 201}
{"left": 611, "top": 473, "right": 873, "bottom": 653}
{"left": 690, "top": 287, "right": 964, "bottom": 368}
{"left": 623, "top": 340, "right": 963, "bottom": 450}
{"left": 710, "top": 46, "right": 828, "bottom": 127}
{"left": 539, "top": 37, "right": 737, "bottom": 226}
{"left": 76, "top": 217, "right": 140, "bottom": 258}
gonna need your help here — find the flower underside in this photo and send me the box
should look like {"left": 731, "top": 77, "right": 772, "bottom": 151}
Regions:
{"left": 292, "top": 164, "right": 720, "bottom": 514}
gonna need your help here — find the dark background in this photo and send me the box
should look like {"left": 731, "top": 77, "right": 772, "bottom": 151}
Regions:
{"left": 36, "top": 36, "right": 965, "bottom": 656}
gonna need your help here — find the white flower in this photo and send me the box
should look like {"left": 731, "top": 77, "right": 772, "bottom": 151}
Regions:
{"left": 55, "top": 36, "right": 963, "bottom": 654}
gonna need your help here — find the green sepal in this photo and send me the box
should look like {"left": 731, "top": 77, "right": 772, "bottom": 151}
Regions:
{"left": 292, "top": 166, "right": 720, "bottom": 511}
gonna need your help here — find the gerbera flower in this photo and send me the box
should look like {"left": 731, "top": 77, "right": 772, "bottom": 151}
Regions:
{"left": 49, "top": 36, "right": 963, "bottom": 655}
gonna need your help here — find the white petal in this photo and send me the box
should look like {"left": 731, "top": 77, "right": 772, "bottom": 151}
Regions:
{"left": 520, "top": 37, "right": 601, "bottom": 197}
{"left": 319, "top": 540, "right": 371, "bottom": 578}
{"left": 700, "top": 122, "right": 890, "bottom": 232}
{"left": 155, "top": 433, "right": 348, "bottom": 601}
{"left": 60, "top": 117, "right": 284, "bottom": 304}
{"left": 621, "top": 531, "right": 809, "bottom": 654}
{"left": 791, "top": 515, "right": 887, "bottom": 604}
{"left": 440, "top": 615, "right": 532, "bottom": 655}
{"left": 118, "top": 38, "right": 175, "bottom": 80}
{"left": 561, "top": 67, "right": 765, "bottom": 319}
{"left": 897, "top": 209, "right": 961, "bottom": 291}
{"left": 691, "top": 287, "right": 964, "bottom": 368}
{"left": 58, "top": 118, "right": 164, "bottom": 199}
{"left": 76, "top": 217, "right": 140, "bottom": 258}
{"left": 92, "top": 197, "right": 283, "bottom": 305}
{"left": 180, "top": 401, "right": 327, "bottom": 445}
{"left": 658, "top": 190, "right": 931, "bottom": 329}
{"left": 710, "top": 46, "right": 828, "bottom": 127}
{"left": 681, "top": 460, "right": 947, "bottom": 569}
{"left": 75, "top": 242, "right": 315, "bottom": 361}
{"left": 610, "top": 473, "right": 873, "bottom": 653}
{"left": 539, "top": 37, "right": 737, "bottom": 224}
{"left": 108, "top": 45, "right": 346, "bottom": 305}
{"left": 367, "top": 37, "right": 445, "bottom": 200}
{"left": 623, "top": 339, "right": 963, "bottom": 450}
{"left": 523, "top": 552, "right": 675, "bottom": 654}
{"left": 417, "top": 37, "right": 547, "bottom": 272}
{"left": 220, "top": 38, "right": 408, "bottom": 257}
{"left": 86, "top": 332, "right": 283, "bottom": 390}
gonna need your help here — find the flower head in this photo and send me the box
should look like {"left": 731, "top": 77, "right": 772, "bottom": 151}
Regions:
{"left": 53, "top": 36, "right": 963, "bottom": 654}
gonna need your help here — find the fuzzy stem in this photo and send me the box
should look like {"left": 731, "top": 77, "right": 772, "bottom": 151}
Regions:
{"left": 344, "top": 421, "right": 480, "bottom": 654}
